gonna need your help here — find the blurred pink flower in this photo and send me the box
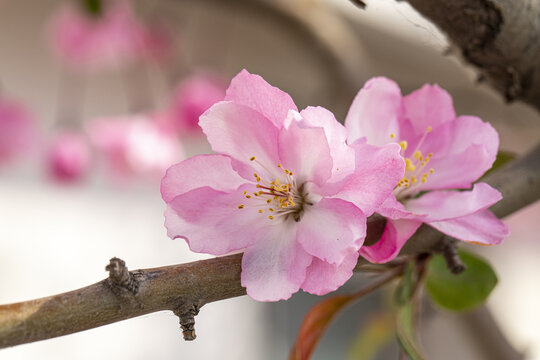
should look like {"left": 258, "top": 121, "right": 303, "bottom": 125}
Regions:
{"left": 161, "top": 70, "right": 404, "bottom": 301}
{"left": 0, "top": 97, "right": 36, "bottom": 165}
{"left": 88, "top": 114, "right": 183, "bottom": 180}
{"left": 345, "top": 77, "right": 509, "bottom": 263}
{"left": 163, "top": 73, "right": 226, "bottom": 134}
{"left": 47, "top": 131, "right": 91, "bottom": 183}
{"left": 49, "top": 0, "right": 172, "bottom": 70}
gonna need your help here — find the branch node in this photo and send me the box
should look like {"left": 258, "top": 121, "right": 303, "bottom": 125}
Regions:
{"left": 174, "top": 304, "right": 200, "bottom": 341}
{"left": 440, "top": 238, "right": 466, "bottom": 274}
{"left": 106, "top": 257, "right": 140, "bottom": 297}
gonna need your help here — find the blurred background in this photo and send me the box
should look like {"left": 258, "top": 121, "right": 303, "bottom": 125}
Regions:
{"left": 0, "top": 0, "right": 539, "bottom": 359}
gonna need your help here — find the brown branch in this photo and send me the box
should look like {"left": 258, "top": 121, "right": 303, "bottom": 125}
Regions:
{"left": 0, "top": 142, "right": 539, "bottom": 349}
{"left": 402, "top": 0, "right": 540, "bottom": 111}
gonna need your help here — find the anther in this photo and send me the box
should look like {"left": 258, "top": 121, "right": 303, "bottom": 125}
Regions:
{"left": 250, "top": 156, "right": 256, "bottom": 161}
{"left": 268, "top": 215, "right": 274, "bottom": 220}
{"left": 390, "top": 133, "right": 396, "bottom": 139}
{"left": 238, "top": 205, "right": 244, "bottom": 209}
{"left": 427, "top": 126, "right": 432, "bottom": 132}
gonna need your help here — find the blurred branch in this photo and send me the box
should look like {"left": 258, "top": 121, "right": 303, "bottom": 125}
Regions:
{"left": 402, "top": 0, "right": 540, "bottom": 112}
{"left": 0, "top": 142, "right": 539, "bottom": 349}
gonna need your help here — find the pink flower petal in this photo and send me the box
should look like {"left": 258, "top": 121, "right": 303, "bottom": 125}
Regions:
{"left": 301, "top": 251, "right": 359, "bottom": 295}
{"left": 241, "top": 224, "right": 313, "bottom": 301}
{"left": 412, "top": 116, "right": 498, "bottom": 191}
{"left": 360, "top": 218, "right": 422, "bottom": 263}
{"left": 161, "top": 154, "right": 245, "bottom": 202}
{"left": 299, "top": 106, "right": 355, "bottom": 182}
{"left": 403, "top": 83, "right": 455, "bottom": 136}
{"left": 404, "top": 183, "right": 502, "bottom": 221}
{"left": 224, "top": 69, "right": 297, "bottom": 129}
{"left": 200, "top": 101, "right": 280, "bottom": 180}
{"left": 165, "top": 185, "right": 264, "bottom": 255}
{"left": 377, "top": 194, "right": 415, "bottom": 219}
{"left": 329, "top": 141, "right": 404, "bottom": 217}
{"left": 429, "top": 209, "right": 509, "bottom": 245}
{"left": 297, "top": 198, "right": 366, "bottom": 265}
{"left": 345, "top": 77, "right": 404, "bottom": 145}
{"left": 278, "top": 119, "right": 332, "bottom": 185}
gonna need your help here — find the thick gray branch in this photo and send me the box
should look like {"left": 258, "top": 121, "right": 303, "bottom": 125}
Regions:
{"left": 404, "top": 0, "right": 540, "bottom": 111}
{"left": 0, "top": 142, "right": 539, "bottom": 349}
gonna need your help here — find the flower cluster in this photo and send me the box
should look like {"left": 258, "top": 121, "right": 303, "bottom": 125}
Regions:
{"left": 49, "top": 0, "right": 171, "bottom": 70}
{"left": 161, "top": 70, "right": 508, "bottom": 301}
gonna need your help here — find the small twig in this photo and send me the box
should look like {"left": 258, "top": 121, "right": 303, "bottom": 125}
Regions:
{"left": 173, "top": 304, "right": 199, "bottom": 341}
{"left": 439, "top": 238, "right": 466, "bottom": 274}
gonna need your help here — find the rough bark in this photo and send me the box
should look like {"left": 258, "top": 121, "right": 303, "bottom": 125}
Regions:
{"left": 405, "top": 0, "right": 540, "bottom": 111}
{"left": 0, "top": 142, "right": 538, "bottom": 349}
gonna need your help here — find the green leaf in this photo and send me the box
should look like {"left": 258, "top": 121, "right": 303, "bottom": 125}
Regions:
{"left": 425, "top": 250, "right": 498, "bottom": 311}
{"left": 289, "top": 295, "right": 354, "bottom": 360}
{"left": 396, "top": 302, "right": 424, "bottom": 360}
{"left": 481, "top": 150, "right": 517, "bottom": 178}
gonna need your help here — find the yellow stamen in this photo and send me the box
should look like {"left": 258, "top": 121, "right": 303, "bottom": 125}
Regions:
{"left": 238, "top": 205, "right": 244, "bottom": 209}
{"left": 405, "top": 158, "right": 416, "bottom": 172}
{"left": 258, "top": 209, "right": 263, "bottom": 213}
{"left": 427, "top": 126, "right": 432, "bottom": 132}
{"left": 250, "top": 156, "right": 255, "bottom": 161}
{"left": 413, "top": 150, "right": 422, "bottom": 160}
{"left": 399, "top": 141, "right": 408, "bottom": 151}
{"left": 390, "top": 133, "right": 396, "bottom": 139}
{"left": 268, "top": 215, "right": 274, "bottom": 220}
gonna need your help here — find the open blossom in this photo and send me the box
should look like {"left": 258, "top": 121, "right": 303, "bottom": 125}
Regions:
{"left": 345, "top": 77, "right": 509, "bottom": 263}
{"left": 0, "top": 97, "right": 36, "bottom": 165}
{"left": 46, "top": 131, "right": 91, "bottom": 183}
{"left": 88, "top": 115, "right": 183, "bottom": 180}
{"left": 49, "top": 0, "right": 171, "bottom": 70}
{"left": 161, "top": 70, "right": 404, "bottom": 301}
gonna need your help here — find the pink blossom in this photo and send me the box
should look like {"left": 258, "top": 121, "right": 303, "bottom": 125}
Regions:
{"left": 0, "top": 97, "right": 36, "bottom": 165}
{"left": 164, "top": 73, "right": 226, "bottom": 134}
{"left": 345, "top": 77, "right": 509, "bottom": 263}
{"left": 88, "top": 115, "right": 183, "bottom": 180}
{"left": 49, "top": 0, "right": 171, "bottom": 70}
{"left": 46, "top": 131, "right": 91, "bottom": 183}
{"left": 161, "top": 70, "right": 404, "bottom": 301}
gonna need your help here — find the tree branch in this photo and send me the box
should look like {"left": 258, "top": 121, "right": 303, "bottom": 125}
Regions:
{"left": 0, "top": 142, "right": 539, "bottom": 349}
{"left": 402, "top": 0, "right": 540, "bottom": 111}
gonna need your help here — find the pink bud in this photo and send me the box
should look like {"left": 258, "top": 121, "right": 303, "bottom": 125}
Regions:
{"left": 47, "top": 131, "right": 91, "bottom": 182}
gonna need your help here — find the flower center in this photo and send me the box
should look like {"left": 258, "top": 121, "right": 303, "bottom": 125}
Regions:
{"left": 391, "top": 126, "right": 435, "bottom": 200}
{"left": 237, "top": 157, "right": 311, "bottom": 222}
